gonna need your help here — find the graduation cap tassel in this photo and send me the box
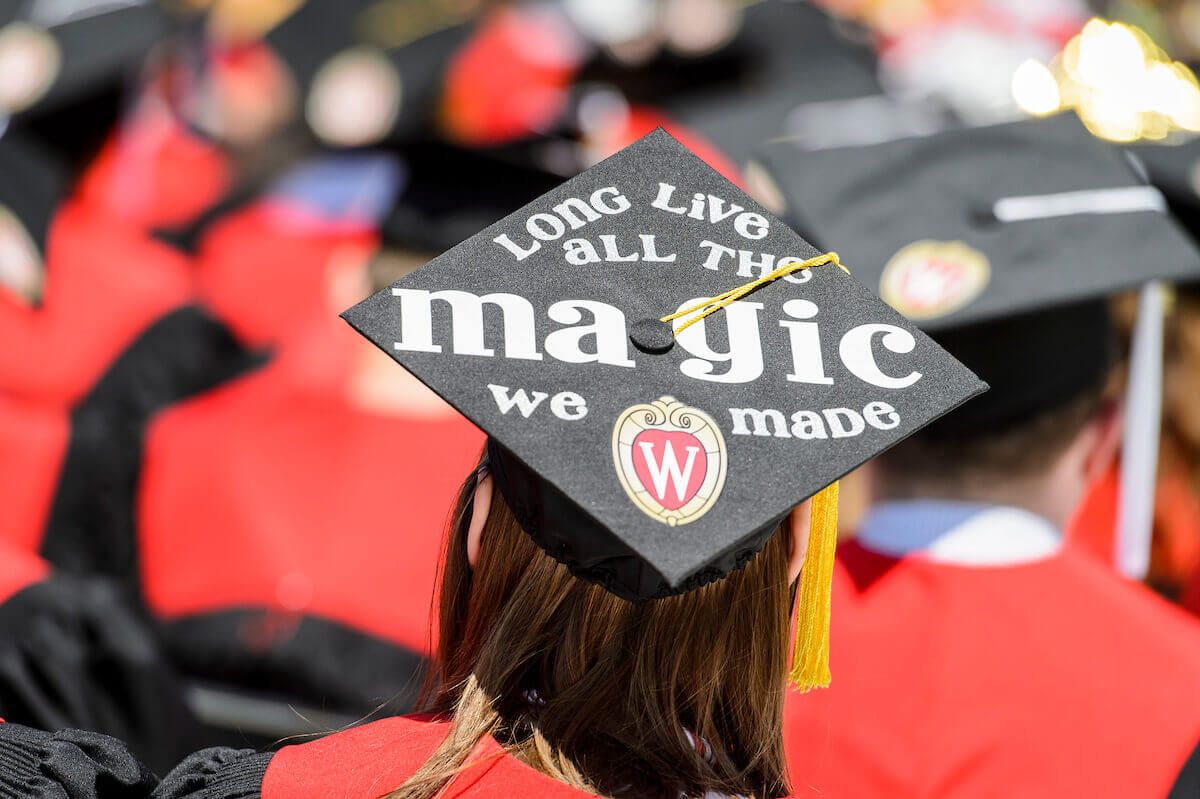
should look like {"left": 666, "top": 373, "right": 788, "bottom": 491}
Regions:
{"left": 788, "top": 480, "right": 839, "bottom": 692}
{"left": 660, "top": 251, "right": 849, "bottom": 334}
{"left": 658, "top": 251, "right": 850, "bottom": 691}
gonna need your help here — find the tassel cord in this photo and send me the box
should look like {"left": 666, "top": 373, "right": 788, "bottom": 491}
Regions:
{"left": 660, "top": 250, "right": 849, "bottom": 691}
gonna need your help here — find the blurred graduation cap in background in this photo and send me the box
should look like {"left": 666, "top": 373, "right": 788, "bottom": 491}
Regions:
{"left": 657, "top": 0, "right": 882, "bottom": 166}
{"left": 197, "top": 0, "right": 485, "bottom": 149}
{"left": 0, "top": 131, "right": 68, "bottom": 306}
{"left": 753, "top": 112, "right": 1200, "bottom": 580}
{"left": 377, "top": 140, "right": 564, "bottom": 252}
{"left": 1128, "top": 137, "right": 1200, "bottom": 247}
{"left": 0, "top": 1, "right": 174, "bottom": 164}
{"left": 0, "top": 0, "right": 171, "bottom": 116}
{"left": 574, "top": 0, "right": 883, "bottom": 168}
{"left": 286, "top": 0, "right": 482, "bottom": 148}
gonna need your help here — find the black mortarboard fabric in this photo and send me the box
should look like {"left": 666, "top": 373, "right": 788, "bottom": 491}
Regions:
{"left": 0, "top": 132, "right": 69, "bottom": 303}
{"left": 380, "top": 142, "right": 565, "bottom": 252}
{"left": 265, "top": 0, "right": 477, "bottom": 147}
{"left": 628, "top": 0, "right": 883, "bottom": 164}
{"left": 753, "top": 114, "right": 1200, "bottom": 434}
{"left": 258, "top": 0, "right": 375, "bottom": 95}
{"left": 343, "top": 128, "right": 984, "bottom": 603}
{"left": 0, "top": 3, "right": 172, "bottom": 168}
{"left": 0, "top": 131, "right": 67, "bottom": 249}
{"left": 0, "top": 2, "right": 170, "bottom": 117}
{"left": 1128, "top": 138, "right": 1200, "bottom": 251}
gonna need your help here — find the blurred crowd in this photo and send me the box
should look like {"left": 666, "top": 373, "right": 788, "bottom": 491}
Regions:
{"left": 3, "top": 0, "right": 1200, "bottom": 778}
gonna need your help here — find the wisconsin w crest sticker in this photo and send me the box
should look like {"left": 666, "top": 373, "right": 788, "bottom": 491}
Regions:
{"left": 612, "top": 397, "right": 727, "bottom": 526}
{"left": 879, "top": 239, "right": 990, "bottom": 320}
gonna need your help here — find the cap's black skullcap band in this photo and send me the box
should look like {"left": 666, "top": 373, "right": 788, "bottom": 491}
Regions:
{"left": 487, "top": 438, "right": 783, "bottom": 602}
{"left": 919, "top": 300, "right": 1115, "bottom": 438}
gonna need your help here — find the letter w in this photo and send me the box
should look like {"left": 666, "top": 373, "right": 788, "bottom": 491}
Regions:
{"left": 637, "top": 441, "right": 699, "bottom": 502}
{"left": 487, "top": 384, "right": 547, "bottom": 418}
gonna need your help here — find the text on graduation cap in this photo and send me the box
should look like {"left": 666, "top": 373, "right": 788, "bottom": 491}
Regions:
{"left": 492, "top": 183, "right": 772, "bottom": 265}
{"left": 385, "top": 176, "right": 929, "bottom": 444}
{"left": 490, "top": 183, "right": 815, "bottom": 280}
{"left": 390, "top": 287, "right": 920, "bottom": 391}
{"left": 392, "top": 178, "right": 921, "bottom": 391}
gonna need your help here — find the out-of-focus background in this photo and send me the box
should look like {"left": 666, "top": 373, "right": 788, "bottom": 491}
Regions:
{"left": 1, "top": 0, "right": 1200, "bottom": 771}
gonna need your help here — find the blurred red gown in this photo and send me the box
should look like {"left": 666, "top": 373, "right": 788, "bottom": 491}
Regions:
{"left": 74, "top": 99, "right": 231, "bottom": 231}
{"left": 137, "top": 318, "right": 483, "bottom": 711}
{"left": 785, "top": 535, "right": 1200, "bottom": 798}
{"left": 0, "top": 396, "right": 69, "bottom": 553}
{"left": 263, "top": 715, "right": 597, "bottom": 798}
{"left": 194, "top": 175, "right": 384, "bottom": 348}
{"left": 0, "top": 200, "right": 195, "bottom": 557}
{"left": 1, "top": 107, "right": 225, "bottom": 554}
{"left": 0, "top": 201, "right": 193, "bottom": 407}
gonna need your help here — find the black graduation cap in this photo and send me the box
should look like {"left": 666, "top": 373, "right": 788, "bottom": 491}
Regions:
{"left": 253, "top": 0, "right": 373, "bottom": 93}
{"left": 1127, "top": 137, "right": 1200, "bottom": 248}
{"left": 343, "top": 127, "right": 982, "bottom": 621}
{"left": 380, "top": 142, "right": 566, "bottom": 253}
{"left": 0, "top": 1, "right": 170, "bottom": 118}
{"left": 0, "top": 132, "right": 69, "bottom": 303}
{"left": 646, "top": 0, "right": 882, "bottom": 166}
{"left": 752, "top": 113, "right": 1200, "bottom": 434}
{"left": 261, "top": 0, "right": 477, "bottom": 147}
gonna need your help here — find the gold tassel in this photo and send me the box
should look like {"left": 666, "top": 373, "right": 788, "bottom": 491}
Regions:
{"left": 661, "top": 252, "right": 848, "bottom": 334}
{"left": 788, "top": 480, "right": 839, "bottom": 692}
{"left": 655, "top": 251, "right": 850, "bottom": 692}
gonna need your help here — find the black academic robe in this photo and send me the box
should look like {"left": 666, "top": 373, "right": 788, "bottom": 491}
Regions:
{"left": 0, "top": 545, "right": 204, "bottom": 774}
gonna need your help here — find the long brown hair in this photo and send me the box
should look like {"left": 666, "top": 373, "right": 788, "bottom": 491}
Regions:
{"left": 387, "top": 466, "right": 795, "bottom": 799}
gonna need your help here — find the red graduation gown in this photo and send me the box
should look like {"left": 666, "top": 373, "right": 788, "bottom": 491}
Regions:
{"left": 0, "top": 396, "right": 67, "bottom": 554}
{"left": 264, "top": 715, "right": 594, "bottom": 799}
{"left": 0, "top": 201, "right": 192, "bottom": 406}
{"left": 74, "top": 102, "right": 231, "bottom": 230}
{"left": 785, "top": 540, "right": 1200, "bottom": 798}
{"left": 196, "top": 199, "right": 378, "bottom": 348}
{"left": 139, "top": 333, "right": 482, "bottom": 651}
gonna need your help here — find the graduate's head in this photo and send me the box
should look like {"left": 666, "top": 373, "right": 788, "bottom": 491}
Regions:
{"left": 393, "top": 462, "right": 807, "bottom": 799}
{"left": 875, "top": 301, "right": 1123, "bottom": 526}
{"left": 344, "top": 131, "right": 983, "bottom": 799}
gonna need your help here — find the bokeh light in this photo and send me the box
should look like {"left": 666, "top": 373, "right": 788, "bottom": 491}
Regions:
{"left": 1012, "top": 17, "right": 1200, "bottom": 142}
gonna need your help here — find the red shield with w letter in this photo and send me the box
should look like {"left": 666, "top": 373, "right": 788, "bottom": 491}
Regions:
{"left": 612, "top": 397, "right": 727, "bottom": 526}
